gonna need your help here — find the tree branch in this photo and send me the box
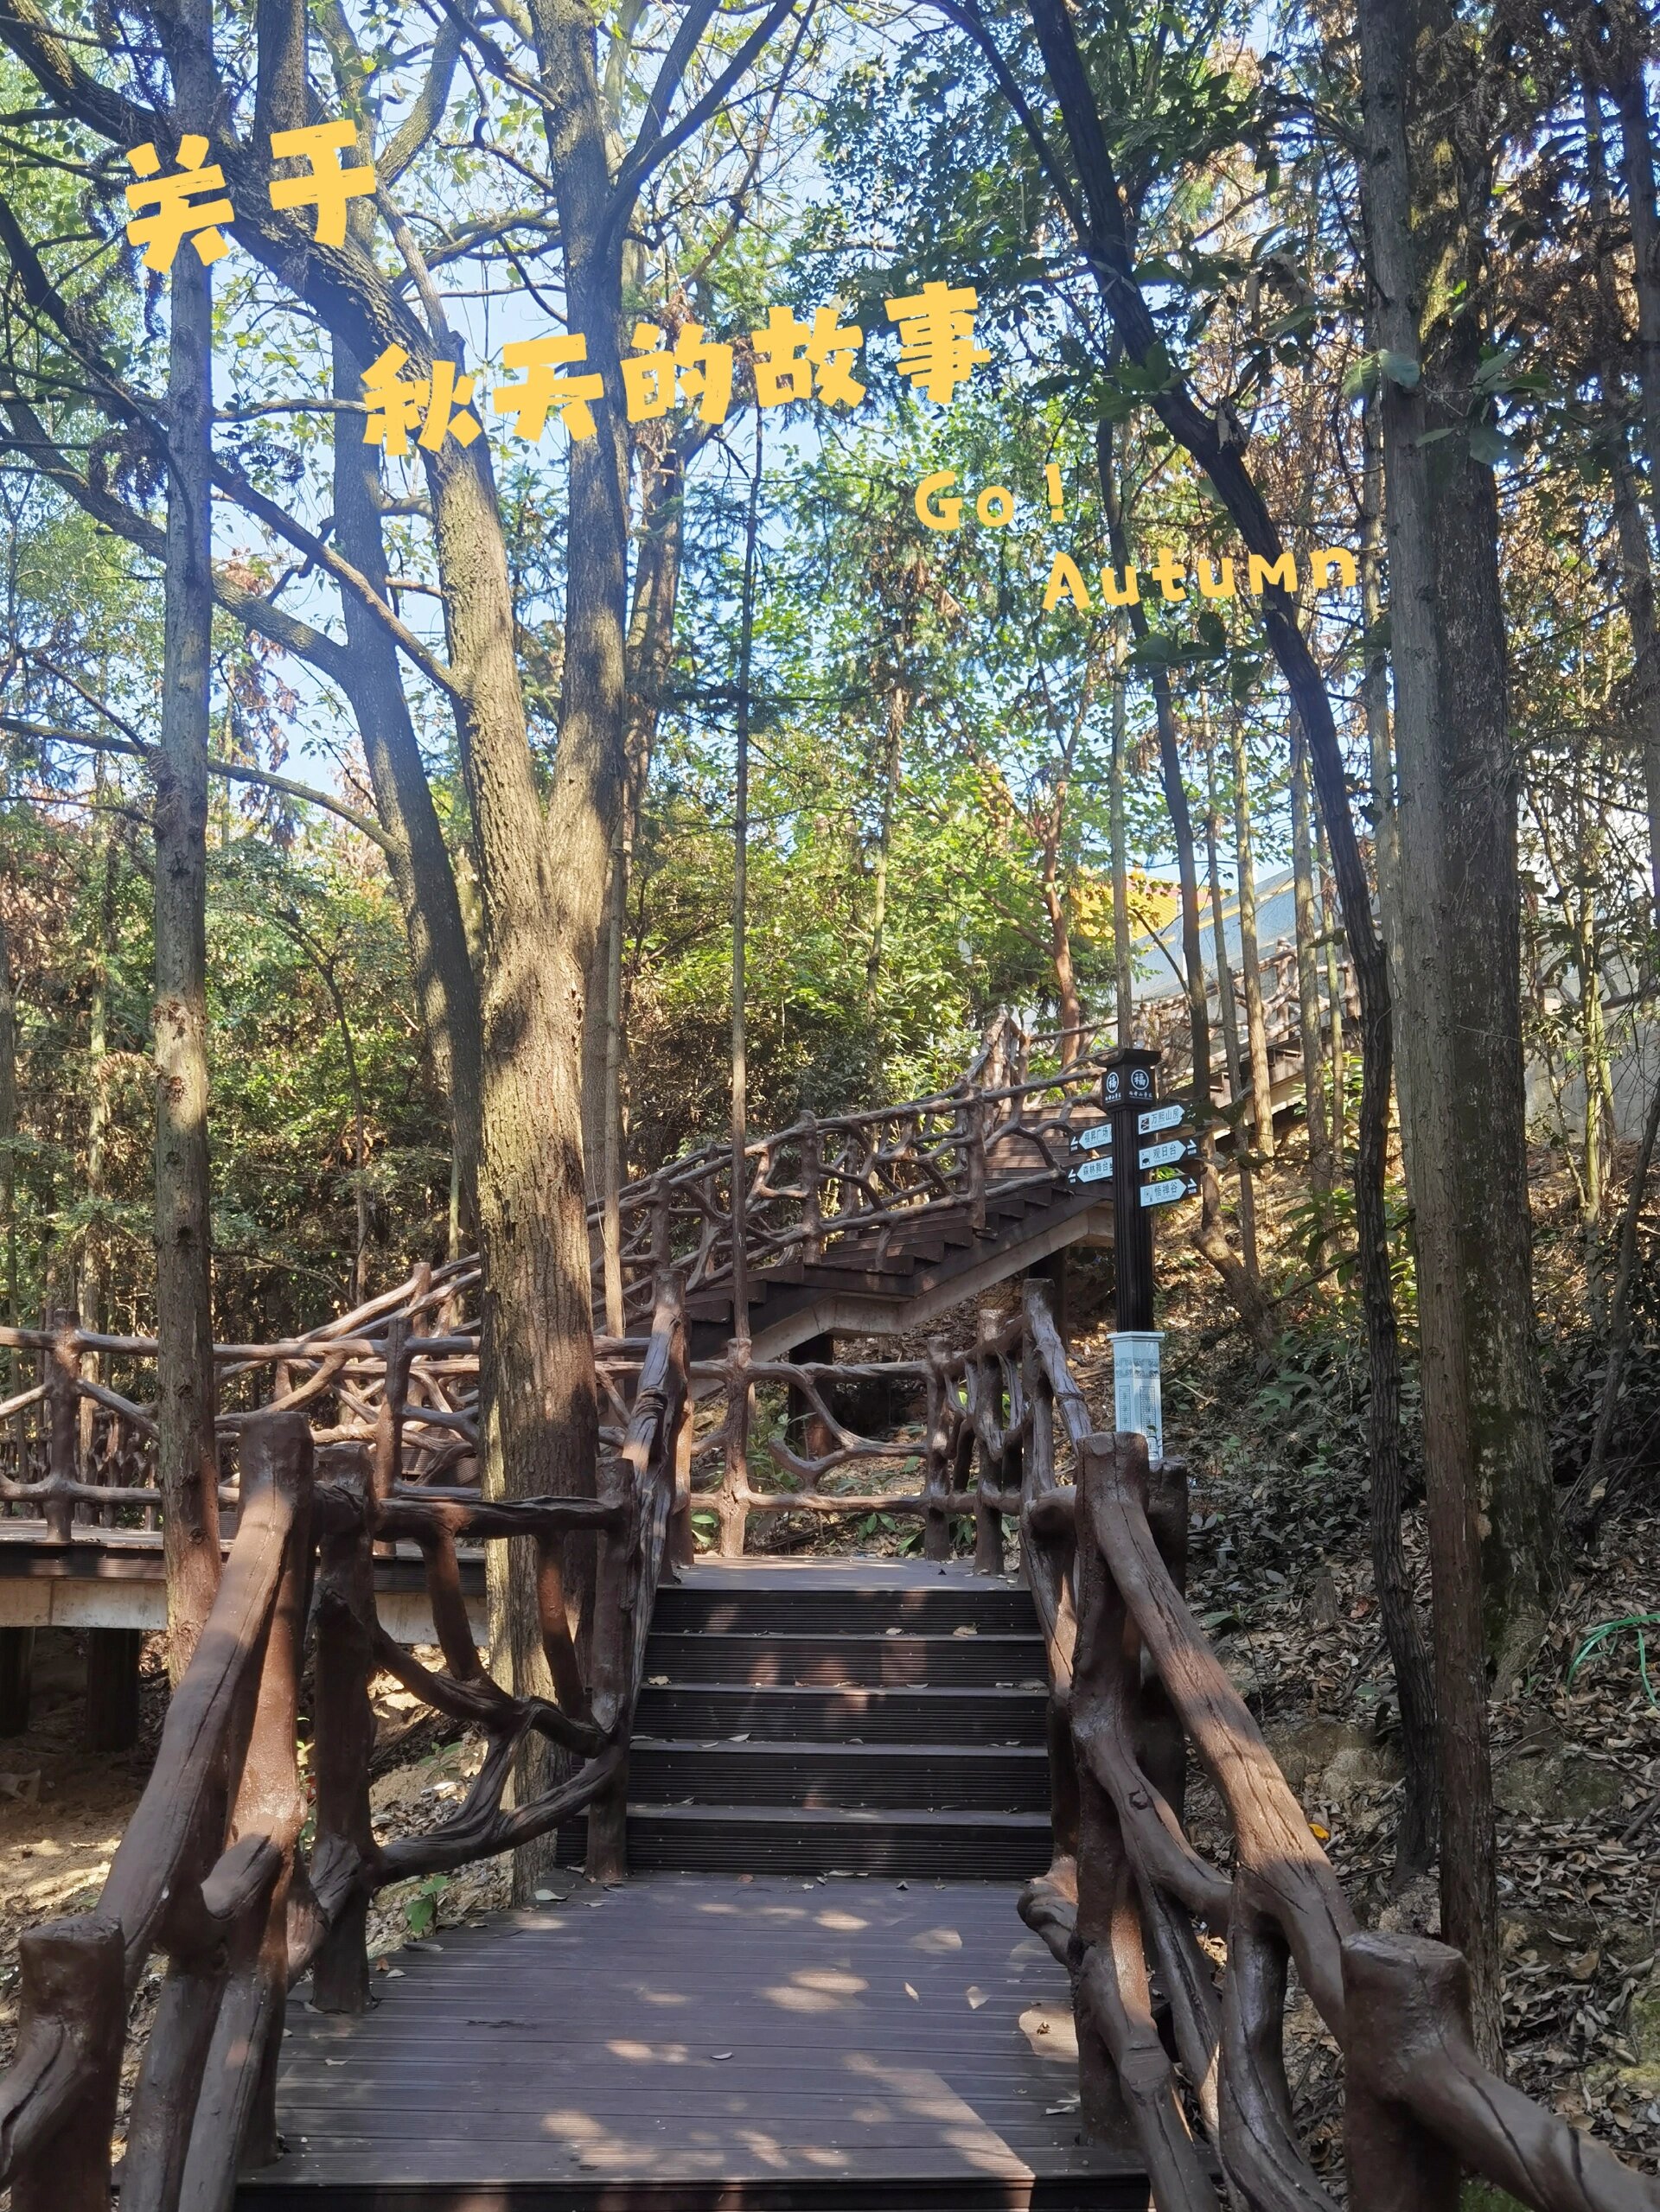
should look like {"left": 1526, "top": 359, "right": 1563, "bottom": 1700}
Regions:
{"left": 601, "top": 0, "right": 804, "bottom": 256}
{"left": 0, "top": 716, "right": 396, "bottom": 851}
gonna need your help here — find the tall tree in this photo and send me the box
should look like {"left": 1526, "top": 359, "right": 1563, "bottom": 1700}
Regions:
{"left": 150, "top": 0, "right": 222, "bottom": 1677}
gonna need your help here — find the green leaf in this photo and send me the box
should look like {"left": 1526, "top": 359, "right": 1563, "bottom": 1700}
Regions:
{"left": 1468, "top": 422, "right": 1521, "bottom": 467}
{"left": 1379, "top": 349, "right": 1421, "bottom": 390}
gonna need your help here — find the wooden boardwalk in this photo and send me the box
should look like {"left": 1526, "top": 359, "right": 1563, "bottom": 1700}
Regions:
{"left": 243, "top": 1874, "right": 1150, "bottom": 2209}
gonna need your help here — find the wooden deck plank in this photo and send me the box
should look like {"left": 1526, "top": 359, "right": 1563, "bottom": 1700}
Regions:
{"left": 246, "top": 1875, "right": 1142, "bottom": 2203}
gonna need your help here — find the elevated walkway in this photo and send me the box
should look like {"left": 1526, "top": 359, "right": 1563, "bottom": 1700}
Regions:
{"left": 688, "top": 1172, "right": 1109, "bottom": 1364}
{"left": 246, "top": 1564, "right": 1141, "bottom": 2210}
{"left": 247, "top": 1869, "right": 1147, "bottom": 2209}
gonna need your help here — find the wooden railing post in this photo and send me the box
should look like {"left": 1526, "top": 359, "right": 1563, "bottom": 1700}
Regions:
{"left": 310, "top": 1450, "right": 377, "bottom": 2015}
{"left": 372, "top": 1312, "right": 412, "bottom": 1505}
{"left": 42, "top": 1314, "right": 78, "bottom": 1545}
{"left": 184, "top": 1413, "right": 315, "bottom": 2188}
{"left": 1141, "top": 1456, "right": 1189, "bottom": 1824}
{"left": 972, "top": 1325, "right": 1003, "bottom": 1576}
{"left": 1069, "top": 1437, "right": 1137, "bottom": 2150}
{"left": 1340, "top": 1933, "right": 1465, "bottom": 2212}
{"left": 922, "top": 1341, "right": 951, "bottom": 1561}
{"left": 963, "top": 1091, "right": 987, "bottom": 1231}
{"left": 667, "top": 1357, "right": 696, "bottom": 1572}
{"left": 1, "top": 1913, "right": 124, "bottom": 2212}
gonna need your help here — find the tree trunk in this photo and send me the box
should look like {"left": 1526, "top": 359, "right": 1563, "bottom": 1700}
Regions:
{"left": 601, "top": 439, "right": 687, "bottom": 1329}
{"left": 867, "top": 681, "right": 906, "bottom": 1008}
{"left": 80, "top": 797, "right": 118, "bottom": 1475}
{"left": 731, "top": 418, "right": 764, "bottom": 1362}
{"left": 1583, "top": 73, "right": 1660, "bottom": 921}
{"left": 1204, "top": 733, "right": 1259, "bottom": 1278}
{"left": 0, "top": 904, "right": 16, "bottom": 1402}
{"left": 1041, "top": 877, "right": 1082, "bottom": 1059}
{"left": 1318, "top": 823, "right": 1346, "bottom": 1165}
{"left": 1229, "top": 714, "right": 1275, "bottom": 1163}
{"left": 1357, "top": 0, "right": 1526, "bottom": 2050}
{"left": 331, "top": 336, "right": 483, "bottom": 1228}
{"left": 1096, "top": 431, "right": 1210, "bottom": 1121}
{"left": 152, "top": 0, "right": 221, "bottom": 1676}
{"left": 1573, "top": 902, "right": 1611, "bottom": 1329}
{"left": 1108, "top": 616, "right": 1133, "bottom": 1046}
{"left": 1291, "top": 716, "right": 1331, "bottom": 1193}
{"left": 1361, "top": 376, "right": 1401, "bottom": 988}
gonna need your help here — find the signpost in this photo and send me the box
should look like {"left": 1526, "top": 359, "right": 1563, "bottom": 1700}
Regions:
{"left": 1089, "top": 1046, "right": 1200, "bottom": 1463}
{"left": 1138, "top": 1136, "right": 1197, "bottom": 1171}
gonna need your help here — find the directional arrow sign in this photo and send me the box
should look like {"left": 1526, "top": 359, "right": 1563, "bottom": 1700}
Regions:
{"left": 1139, "top": 1135, "right": 1198, "bottom": 1171}
{"left": 1069, "top": 1155, "right": 1114, "bottom": 1185}
{"left": 1137, "top": 1103, "right": 1184, "bottom": 1136}
{"left": 1140, "top": 1174, "right": 1198, "bottom": 1208}
{"left": 1070, "top": 1123, "right": 1113, "bottom": 1153}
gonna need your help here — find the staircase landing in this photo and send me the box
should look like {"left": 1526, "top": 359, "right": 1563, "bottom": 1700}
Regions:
{"left": 246, "top": 1873, "right": 1147, "bottom": 2209}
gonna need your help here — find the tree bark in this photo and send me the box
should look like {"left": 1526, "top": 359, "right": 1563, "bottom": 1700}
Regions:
{"left": 1229, "top": 713, "right": 1275, "bottom": 1164}
{"left": 1041, "top": 877, "right": 1082, "bottom": 1057}
{"left": 1582, "top": 71, "right": 1660, "bottom": 921}
{"left": 152, "top": 0, "right": 222, "bottom": 1678}
{"left": 331, "top": 335, "right": 483, "bottom": 1227}
{"left": 0, "top": 901, "right": 16, "bottom": 1399}
{"left": 1290, "top": 717, "right": 1331, "bottom": 1194}
{"left": 1108, "top": 618, "right": 1133, "bottom": 1046}
{"left": 1356, "top": 0, "right": 1524, "bottom": 2049}
{"left": 1360, "top": 376, "right": 1401, "bottom": 986}
{"left": 1204, "top": 727, "right": 1259, "bottom": 1278}
{"left": 80, "top": 795, "right": 118, "bottom": 1477}
{"left": 1319, "top": 824, "right": 1346, "bottom": 1167}
{"left": 601, "top": 437, "right": 687, "bottom": 1329}
{"left": 867, "top": 681, "right": 906, "bottom": 1007}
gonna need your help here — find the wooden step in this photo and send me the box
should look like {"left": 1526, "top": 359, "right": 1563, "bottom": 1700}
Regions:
{"left": 652, "top": 1579, "right": 1038, "bottom": 1638}
{"left": 633, "top": 1681, "right": 1048, "bottom": 1745}
{"left": 630, "top": 1739, "right": 1050, "bottom": 1812}
{"left": 642, "top": 1630, "right": 1048, "bottom": 1689}
{"left": 620, "top": 1802, "right": 1052, "bottom": 1878}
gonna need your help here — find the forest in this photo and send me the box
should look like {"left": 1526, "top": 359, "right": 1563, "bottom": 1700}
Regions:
{"left": 0, "top": 0, "right": 1657, "bottom": 2202}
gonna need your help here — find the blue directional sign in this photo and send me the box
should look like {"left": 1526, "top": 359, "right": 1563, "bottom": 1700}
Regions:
{"left": 1070, "top": 1122, "right": 1113, "bottom": 1153}
{"left": 1137, "top": 1103, "right": 1184, "bottom": 1136}
{"left": 1138, "top": 1135, "right": 1198, "bottom": 1171}
{"left": 1140, "top": 1173, "right": 1198, "bottom": 1208}
{"left": 1069, "top": 1154, "right": 1114, "bottom": 1185}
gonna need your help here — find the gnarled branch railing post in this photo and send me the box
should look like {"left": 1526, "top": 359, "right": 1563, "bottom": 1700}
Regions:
{"left": 1013, "top": 1383, "right": 1660, "bottom": 2212}
{"left": 0, "top": 1276, "right": 695, "bottom": 2202}
{"left": 307, "top": 1446, "right": 377, "bottom": 2016}
{"left": 0, "top": 1914, "right": 124, "bottom": 2212}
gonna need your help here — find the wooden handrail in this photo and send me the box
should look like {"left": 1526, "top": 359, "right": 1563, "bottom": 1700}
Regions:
{"left": 0, "top": 1281, "right": 692, "bottom": 2203}
{"left": 1017, "top": 1409, "right": 1660, "bottom": 2212}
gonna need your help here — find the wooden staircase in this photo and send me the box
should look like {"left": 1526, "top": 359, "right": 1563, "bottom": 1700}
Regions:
{"left": 685, "top": 1170, "right": 1103, "bottom": 1362}
{"left": 566, "top": 1564, "right": 1055, "bottom": 1878}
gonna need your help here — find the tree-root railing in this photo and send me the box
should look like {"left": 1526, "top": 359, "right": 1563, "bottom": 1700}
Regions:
{"left": 667, "top": 1303, "right": 1041, "bottom": 1560}
{"left": 1017, "top": 1286, "right": 1658, "bottom": 2212}
{"left": 0, "top": 1269, "right": 690, "bottom": 2211}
